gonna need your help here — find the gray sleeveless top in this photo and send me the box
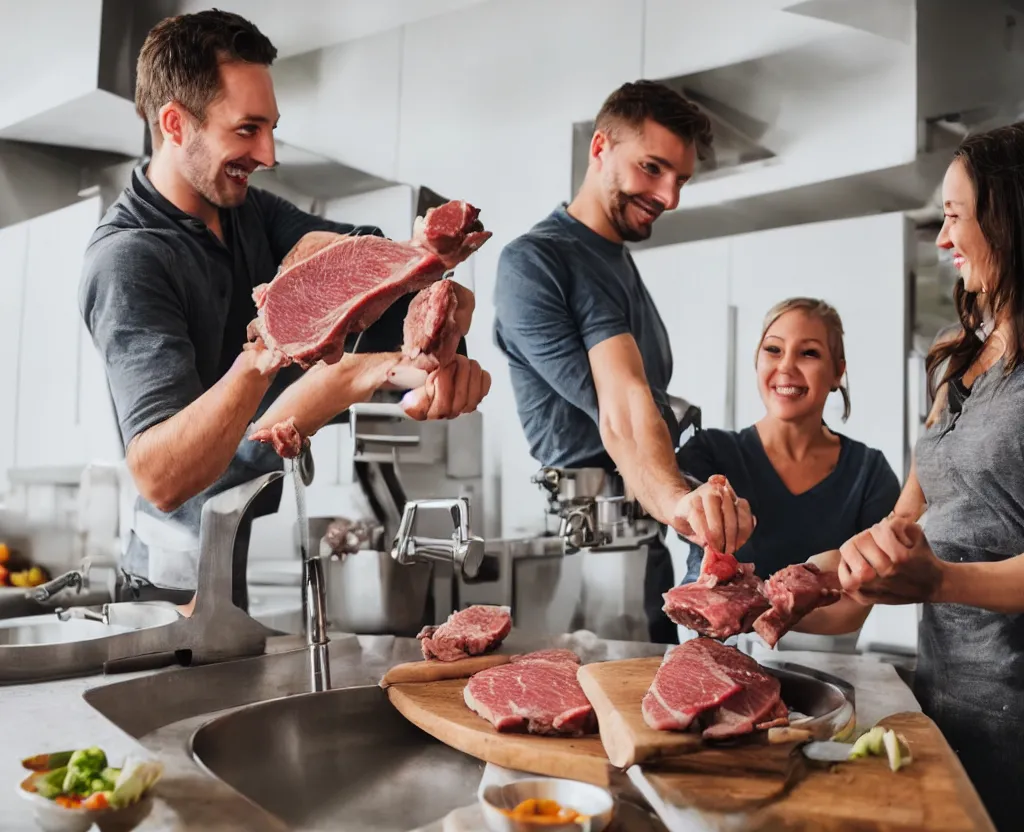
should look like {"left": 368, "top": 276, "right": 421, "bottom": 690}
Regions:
{"left": 913, "top": 357, "right": 1024, "bottom": 831}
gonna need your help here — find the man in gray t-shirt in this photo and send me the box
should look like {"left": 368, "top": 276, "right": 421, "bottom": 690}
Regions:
{"left": 79, "top": 11, "right": 489, "bottom": 610}
{"left": 494, "top": 81, "right": 754, "bottom": 643}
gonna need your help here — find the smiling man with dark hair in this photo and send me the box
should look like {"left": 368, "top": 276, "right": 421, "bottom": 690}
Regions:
{"left": 494, "top": 80, "right": 750, "bottom": 644}
{"left": 80, "top": 9, "right": 489, "bottom": 610}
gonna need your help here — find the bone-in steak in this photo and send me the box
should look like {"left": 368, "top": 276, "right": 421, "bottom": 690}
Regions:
{"left": 248, "top": 200, "right": 490, "bottom": 368}
{"left": 417, "top": 604, "right": 511, "bottom": 662}
{"left": 464, "top": 649, "right": 595, "bottom": 736}
{"left": 752, "top": 563, "right": 842, "bottom": 648}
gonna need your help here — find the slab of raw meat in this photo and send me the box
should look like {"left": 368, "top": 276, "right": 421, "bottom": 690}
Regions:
{"left": 752, "top": 563, "right": 842, "bottom": 648}
{"left": 662, "top": 562, "right": 770, "bottom": 639}
{"left": 699, "top": 646, "right": 783, "bottom": 740}
{"left": 643, "top": 638, "right": 786, "bottom": 741}
{"left": 510, "top": 648, "right": 581, "bottom": 667}
{"left": 641, "top": 639, "right": 744, "bottom": 732}
{"left": 248, "top": 200, "right": 490, "bottom": 368}
{"left": 400, "top": 278, "right": 461, "bottom": 373}
{"left": 417, "top": 604, "right": 511, "bottom": 662}
{"left": 464, "top": 649, "right": 595, "bottom": 736}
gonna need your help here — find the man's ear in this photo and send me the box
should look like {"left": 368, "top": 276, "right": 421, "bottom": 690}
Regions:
{"left": 158, "top": 101, "right": 189, "bottom": 148}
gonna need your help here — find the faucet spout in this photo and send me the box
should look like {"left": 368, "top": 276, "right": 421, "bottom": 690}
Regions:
{"left": 391, "top": 497, "right": 484, "bottom": 580}
{"left": 31, "top": 560, "right": 90, "bottom": 604}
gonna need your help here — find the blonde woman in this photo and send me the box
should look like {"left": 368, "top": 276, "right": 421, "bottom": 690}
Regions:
{"left": 675, "top": 298, "right": 900, "bottom": 587}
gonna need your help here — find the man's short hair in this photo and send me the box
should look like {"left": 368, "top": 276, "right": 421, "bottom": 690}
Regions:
{"left": 135, "top": 10, "right": 277, "bottom": 136}
{"left": 595, "top": 80, "right": 713, "bottom": 160}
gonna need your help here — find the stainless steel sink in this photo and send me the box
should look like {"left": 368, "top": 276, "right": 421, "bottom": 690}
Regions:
{"left": 0, "top": 614, "right": 133, "bottom": 645}
{"left": 190, "top": 685, "right": 485, "bottom": 831}
{"left": 82, "top": 632, "right": 672, "bottom": 830}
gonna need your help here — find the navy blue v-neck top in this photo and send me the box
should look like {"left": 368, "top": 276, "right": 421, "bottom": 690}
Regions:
{"left": 675, "top": 426, "right": 900, "bottom": 582}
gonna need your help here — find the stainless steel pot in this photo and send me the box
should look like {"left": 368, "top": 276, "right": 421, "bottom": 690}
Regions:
{"left": 303, "top": 518, "right": 432, "bottom": 637}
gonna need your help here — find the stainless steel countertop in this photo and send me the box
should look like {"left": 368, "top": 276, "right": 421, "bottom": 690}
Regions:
{"left": 0, "top": 630, "right": 921, "bottom": 832}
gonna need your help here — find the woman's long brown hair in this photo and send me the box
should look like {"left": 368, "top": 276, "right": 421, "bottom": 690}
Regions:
{"left": 926, "top": 122, "right": 1024, "bottom": 400}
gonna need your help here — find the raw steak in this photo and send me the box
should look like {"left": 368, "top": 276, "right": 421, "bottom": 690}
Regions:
{"left": 643, "top": 638, "right": 786, "bottom": 741}
{"left": 641, "top": 640, "right": 743, "bottom": 731}
{"left": 248, "top": 200, "right": 490, "bottom": 368}
{"left": 464, "top": 649, "right": 595, "bottom": 736}
{"left": 699, "top": 646, "right": 783, "bottom": 740}
{"left": 752, "top": 563, "right": 842, "bottom": 648}
{"left": 400, "top": 279, "right": 462, "bottom": 373}
{"left": 417, "top": 604, "right": 511, "bottom": 662}
{"left": 662, "top": 561, "right": 770, "bottom": 639}
{"left": 511, "top": 648, "right": 581, "bottom": 666}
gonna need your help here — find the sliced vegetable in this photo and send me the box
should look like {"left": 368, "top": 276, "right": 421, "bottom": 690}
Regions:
{"left": 847, "top": 724, "right": 913, "bottom": 771}
{"left": 848, "top": 726, "right": 885, "bottom": 759}
{"left": 34, "top": 767, "right": 69, "bottom": 800}
{"left": 21, "top": 751, "right": 74, "bottom": 772}
{"left": 82, "top": 791, "right": 111, "bottom": 811}
{"left": 110, "top": 759, "right": 164, "bottom": 809}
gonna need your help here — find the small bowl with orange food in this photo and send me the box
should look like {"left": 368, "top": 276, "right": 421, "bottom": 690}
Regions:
{"left": 480, "top": 777, "right": 615, "bottom": 832}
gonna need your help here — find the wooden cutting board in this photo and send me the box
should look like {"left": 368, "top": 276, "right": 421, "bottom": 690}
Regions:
{"left": 577, "top": 656, "right": 817, "bottom": 769}
{"left": 388, "top": 661, "right": 993, "bottom": 830}
{"left": 379, "top": 654, "right": 511, "bottom": 687}
{"left": 386, "top": 677, "right": 615, "bottom": 786}
{"left": 636, "top": 711, "right": 995, "bottom": 831}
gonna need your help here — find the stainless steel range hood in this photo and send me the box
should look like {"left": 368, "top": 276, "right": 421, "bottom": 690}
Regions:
{"left": 568, "top": 0, "right": 1024, "bottom": 249}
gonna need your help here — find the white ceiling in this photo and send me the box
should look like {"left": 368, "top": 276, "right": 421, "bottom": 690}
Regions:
{"left": 171, "top": 0, "right": 492, "bottom": 58}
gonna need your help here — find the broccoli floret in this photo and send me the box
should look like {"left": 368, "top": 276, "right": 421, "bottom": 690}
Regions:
{"left": 63, "top": 747, "right": 108, "bottom": 796}
{"left": 68, "top": 747, "right": 107, "bottom": 776}
{"left": 62, "top": 766, "right": 96, "bottom": 796}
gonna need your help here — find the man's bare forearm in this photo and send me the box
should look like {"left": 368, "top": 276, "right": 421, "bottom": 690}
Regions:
{"left": 127, "top": 350, "right": 272, "bottom": 512}
{"left": 252, "top": 353, "right": 397, "bottom": 438}
{"left": 599, "top": 384, "right": 691, "bottom": 525}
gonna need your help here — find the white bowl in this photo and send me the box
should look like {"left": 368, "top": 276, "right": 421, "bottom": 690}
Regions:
{"left": 479, "top": 777, "right": 615, "bottom": 832}
{"left": 17, "top": 774, "right": 155, "bottom": 832}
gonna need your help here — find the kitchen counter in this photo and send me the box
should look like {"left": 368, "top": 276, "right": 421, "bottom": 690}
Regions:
{"left": 0, "top": 631, "right": 921, "bottom": 832}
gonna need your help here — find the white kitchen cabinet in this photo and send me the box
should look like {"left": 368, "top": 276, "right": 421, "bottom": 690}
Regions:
{"left": 0, "top": 221, "right": 29, "bottom": 493}
{"left": 14, "top": 197, "right": 108, "bottom": 469}
{"left": 632, "top": 238, "right": 732, "bottom": 432}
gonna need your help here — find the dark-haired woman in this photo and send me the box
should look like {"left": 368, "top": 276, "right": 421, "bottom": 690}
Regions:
{"left": 802, "top": 122, "right": 1024, "bottom": 831}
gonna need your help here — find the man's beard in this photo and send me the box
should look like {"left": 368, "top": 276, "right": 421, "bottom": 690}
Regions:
{"left": 183, "top": 133, "right": 246, "bottom": 210}
{"left": 607, "top": 188, "right": 661, "bottom": 243}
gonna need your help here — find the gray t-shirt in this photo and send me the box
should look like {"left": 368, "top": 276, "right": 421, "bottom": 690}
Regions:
{"left": 493, "top": 204, "right": 675, "bottom": 469}
{"left": 912, "top": 358, "right": 1024, "bottom": 828}
{"left": 79, "top": 164, "right": 386, "bottom": 590}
